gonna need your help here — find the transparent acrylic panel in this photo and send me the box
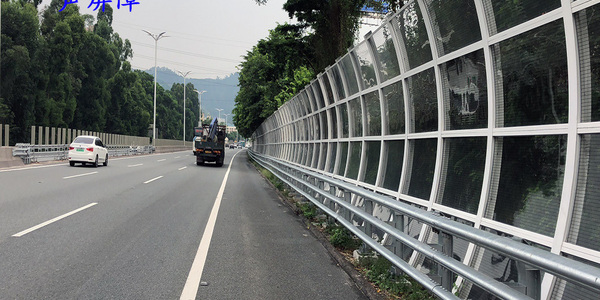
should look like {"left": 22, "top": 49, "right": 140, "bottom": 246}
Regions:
{"left": 493, "top": 19, "right": 568, "bottom": 127}
{"left": 487, "top": 135, "right": 566, "bottom": 236}
{"left": 312, "top": 81, "right": 326, "bottom": 109}
{"left": 441, "top": 49, "right": 488, "bottom": 130}
{"left": 577, "top": 4, "right": 600, "bottom": 122}
{"left": 347, "top": 141, "right": 362, "bottom": 180}
{"left": 355, "top": 41, "right": 378, "bottom": 89}
{"left": 305, "top": 143, "right": 312, "bottom": 166}
{"left": 394, "top": 1, "right": 433, "bottom": 70}
{"left": 312, "top": 143, "right": 319, "bottom": 168}
{"left": 313, "top": 115, "right": 320, "bottom": 140}
{"left": 296, "top": 143, "right": 303, "bottom": 164}
{"left": 406, "top": 138, "right": 437, "bottom": 200}
{"left": 340, "top": 54, "right": 360, "bottom": 96}
{"left": 568, "top": 134, "right": 600, "bottom": 251}
{"left": 408, "top": 68, "right": 438, "bottom": 133}
{"left": 319, "top": 143, "right": 328, "bottom": 171}
{"left": 339, "top": 102, "right": 349, "bottom": 138}
{"left": 322, "top": 73, "right": 336, "bottom": 104}
{"left": 305, "top": 88, "right": 317, "bottom": 113}
{"left": 320, "top": 111, "right": 328, "bottom": 140}
{"left": 383, "top": 140, "right": 404, "bottom": 191}
{"left": 371, "top": 23, "right": 401, "bottom": 82}
{"left": 328, "top": 142, "right": 338, "bottom": 173}
{"left": 483, "top": 0, "right": 561, "bottom": 35}
{"left": 364, "top": 141, "right": 381, "bottom": 185}
{"left": 337, "top": 142, "right": 349, "bottom": 176}
{"left": 349, "top": 98, "right": 363, "bottom": 137}
{"left": 424, "top": 0, "right": 481, "bottom": 57}
{"left": 365, "top": 91, "right": 382, "bottom": 136}
{"left": 440, "top": 137, "right": 486, "bottom": 214}
{"left": 330, "top": 66, "right": 346, "bottom": 100}
{"left": 383, "top": 81, "right": 405, "bottom": 135}
{"left": 329, "top": 107, "right": 338, "bottom": 139}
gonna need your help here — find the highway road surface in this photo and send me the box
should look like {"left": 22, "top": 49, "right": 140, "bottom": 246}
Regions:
{"left": 0, "top": 149, "right": 366, "bottom": 299}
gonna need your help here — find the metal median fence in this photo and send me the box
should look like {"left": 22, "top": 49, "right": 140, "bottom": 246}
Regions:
{"left": 250, "top": 1, "right": 600, "bottom": 299}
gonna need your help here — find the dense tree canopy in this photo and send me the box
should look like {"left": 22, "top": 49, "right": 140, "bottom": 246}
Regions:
{"left": 0, "top": 0, "right": 200, "bottom": 144}
{"left": 235, "top": 0, "right": 407, "bottom": 137}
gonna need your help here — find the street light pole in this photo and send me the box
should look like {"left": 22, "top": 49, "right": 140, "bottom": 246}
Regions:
{"left": 177, "top": 70, "right": 191, "bottom": 143}
{"left": 193, "top": 90, "right": 206, "bottom": 126}
{"left": 143, "top": 30, "right": 167, "bottom": 146}
{"left": 216, "top": 108, "right": 223, "bottom": 122}
{"left": 223, "top": 113, "right": 230, "bottom": 135}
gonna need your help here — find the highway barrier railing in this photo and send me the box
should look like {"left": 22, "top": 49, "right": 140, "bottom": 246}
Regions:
{"left": 12, "top": 144, "right": 155, "bottom": 164}
{"left": 249, "top": 151, "right": 600, "bottom": 300}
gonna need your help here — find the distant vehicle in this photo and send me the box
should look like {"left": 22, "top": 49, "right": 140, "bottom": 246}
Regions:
{"left": 68, "top": 135, "right": 108, "bottom": 167}
{"left": 229, "top": 143, "right": 236, "bottom": 149}
{"left": 193, "top": 118, "right": 226, "bottom": 167}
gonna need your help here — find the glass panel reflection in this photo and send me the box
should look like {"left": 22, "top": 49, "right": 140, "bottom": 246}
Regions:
{"left": 337, "top": 142, "right": 349, "bottom": 176}
{"left": 312, "top": 81, "right": 326, "bottom": 109}
{"left": 440, "top": 137, "right": 486, "bottom": 214}
{"left": 371, "top": 24, "right": 400, "bottom": 82}
{"left": 340, "top": 54, "right": 360, "bottom": 96}
{"left": 408, "top": 68, "right": 438, "bottom": 133}
{"left": 493, "top": 20, "right": 568, "bottom": 127}
{"left": 328, "top": 142, "right": 337, "bottom": 173}
{"left": 365, "top": 91, "right": 382, "bottom": 136}
{"left": 569, "top": 134, "right": 600, "bottom": 251}
{"left": 405, "top": 138, "right": 437, "bottom": 200}
{"left": 364, "top": 141, "right": 381, "bottom": 185}
{"left": 441, "top": 49, "right": 487, "bottom": 130}
{"left": 383, "top": 140, "right": 404, "bottom": 191}
{"left": 355, "top": 42, "right": 378, "bottom": 89}
{"left": 384, "top": 81, "right": 405, "bottom": 135}
{"left": 487, "top": 135, "right": 566, "bottom": 236}
{"left": 330, "top": 66, "right": 346, "bottom": 100}
{"left": 424, "top": 0, "right": 481, "bottom": 56}
{"left": 329, "top": 107, "right": 338, "bottom": 139}
{"left": 394, "top": 1, "right": 433, "bottom": 70}
{"left": 322, "top": 73, "right": 336, "bottom": 104}
{"left": 483, "top": 0, "right": 561, "bottom": 35}
{"left": 347, "top": 141, "right": 362, "bottom": 180}
{"left": 349, "top": 98, "right": 363, "bottom": 137}
{"left": 339, "top": 103, "right": 349, "bottom": 138}
{"left": 576, "top": 4, "right": 600, "bottom": 122}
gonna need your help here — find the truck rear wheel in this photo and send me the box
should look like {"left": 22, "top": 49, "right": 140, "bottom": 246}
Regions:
{"left": 216, "top": 156, "right": 223, "bottom": 167}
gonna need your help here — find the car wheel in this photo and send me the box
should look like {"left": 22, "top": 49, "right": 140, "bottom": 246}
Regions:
{"left": 94, "top": 155, "right": 99, "bottom": 168}
{"left": 103, "top": 154, "right": 108, "bottom": 166}
{"left": 69, "top": 161, "right": 75, "bottom": 167}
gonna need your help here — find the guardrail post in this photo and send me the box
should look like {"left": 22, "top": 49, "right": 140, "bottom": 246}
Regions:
{"left": 45, "top": 127, "right": 49, "bottom": 145}
{"left": 360, "top": 199, "right": 374, "bottom": 254}
{"left": 392, "top": 213, "right": 408, "bottom": 263}
{"left": 343, "top": 190, "right": 352, "bottom": 222}
{"left": 438, "top": 231, "right": 454, "bottom": 292}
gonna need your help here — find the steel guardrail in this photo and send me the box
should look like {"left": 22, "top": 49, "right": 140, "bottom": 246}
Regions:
{"left": 249, "top": 150, "right": 600, "bottom": 299}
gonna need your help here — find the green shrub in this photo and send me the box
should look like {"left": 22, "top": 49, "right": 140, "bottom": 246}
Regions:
{"left": 298, "top": 202, "right": 317, "bottom": 220}
{"left": 329, "top": 227, "right": 361, "bottom": 250}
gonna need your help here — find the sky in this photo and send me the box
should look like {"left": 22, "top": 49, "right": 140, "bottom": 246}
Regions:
{"left": 39, "top": 0, "right": 381, "bottom": 80}
{"left": 39, "top": 0, "right": 295, "bottom": 79}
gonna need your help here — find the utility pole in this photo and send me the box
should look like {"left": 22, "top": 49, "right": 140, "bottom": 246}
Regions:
{"left": 142, "top": 30, "right": 167, "bottom": 146}
{"left": 177, "top": 70, "right": 191, "bottom": 143}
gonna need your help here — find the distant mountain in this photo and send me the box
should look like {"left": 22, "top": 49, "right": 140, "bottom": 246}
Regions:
{"left": 143, "top": 67, "right": 240, "bottom": 124}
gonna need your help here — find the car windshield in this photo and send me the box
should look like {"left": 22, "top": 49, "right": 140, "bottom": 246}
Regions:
{"left": 72, "top": 137, "right": 94, "bottom": 144}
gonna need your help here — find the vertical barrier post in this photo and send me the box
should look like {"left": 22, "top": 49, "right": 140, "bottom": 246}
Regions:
{"left": 31, "top": 126, "right": 36, "bottom": 145}
{"left": 51, "top": 127, "right": 55, "bottom": 145}
{"left": 4, "top": 124, "right": 9, "bottom": 146}
{"left": 0, "top": 124, "right": 3, "bottom": 146}
{"left": 62, "top": 128, "right": 67, "bottom": 144}
{"left": 438, "top": 231, "right": 454, "bottom": 292}
{"left": 57, "top": 128, "right": 62, "bottom": 145}
{"left": 38, "top": 126, "right": 43, "bottom": 145}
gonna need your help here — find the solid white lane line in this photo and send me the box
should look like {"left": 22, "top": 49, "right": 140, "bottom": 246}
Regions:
{"left": 128, "top": 163, "right": 143, "bottom": 167}
{"left": 143, "top": 176, "right": 163, "bottom": 184}
{"left": 63, "top": 171, "right": 98, "bottom": 179}
{"left": 175, "top": 156, "right": 181, "bottom": 159}
{"left": 12, "top": 203, "right": 98, "bottom": 237}
{"left": 157, "top": 159, "right": 166, "bottom": 162}
{"left": 180, "top": 151, "right": 240, "bottom": 300}
{"left": 178, "top": 166, "right": 187, "bottom": 171}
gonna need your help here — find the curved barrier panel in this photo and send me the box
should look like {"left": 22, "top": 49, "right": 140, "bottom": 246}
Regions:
{"left": 252, "top": 1, "right": 600, "bottom": 299}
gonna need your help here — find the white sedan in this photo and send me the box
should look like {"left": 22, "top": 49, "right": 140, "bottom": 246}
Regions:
{"left": 68, "top": 135, "right": 109, "bottom": 167}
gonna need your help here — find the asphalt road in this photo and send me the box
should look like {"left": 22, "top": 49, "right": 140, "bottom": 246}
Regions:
{"left": 0, "top": 150, "right": 366, "bottom": 299}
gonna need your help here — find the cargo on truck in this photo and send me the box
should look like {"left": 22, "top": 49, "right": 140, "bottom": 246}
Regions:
{"left": 193, "top": 118, "right": 226, "bottom": 167}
